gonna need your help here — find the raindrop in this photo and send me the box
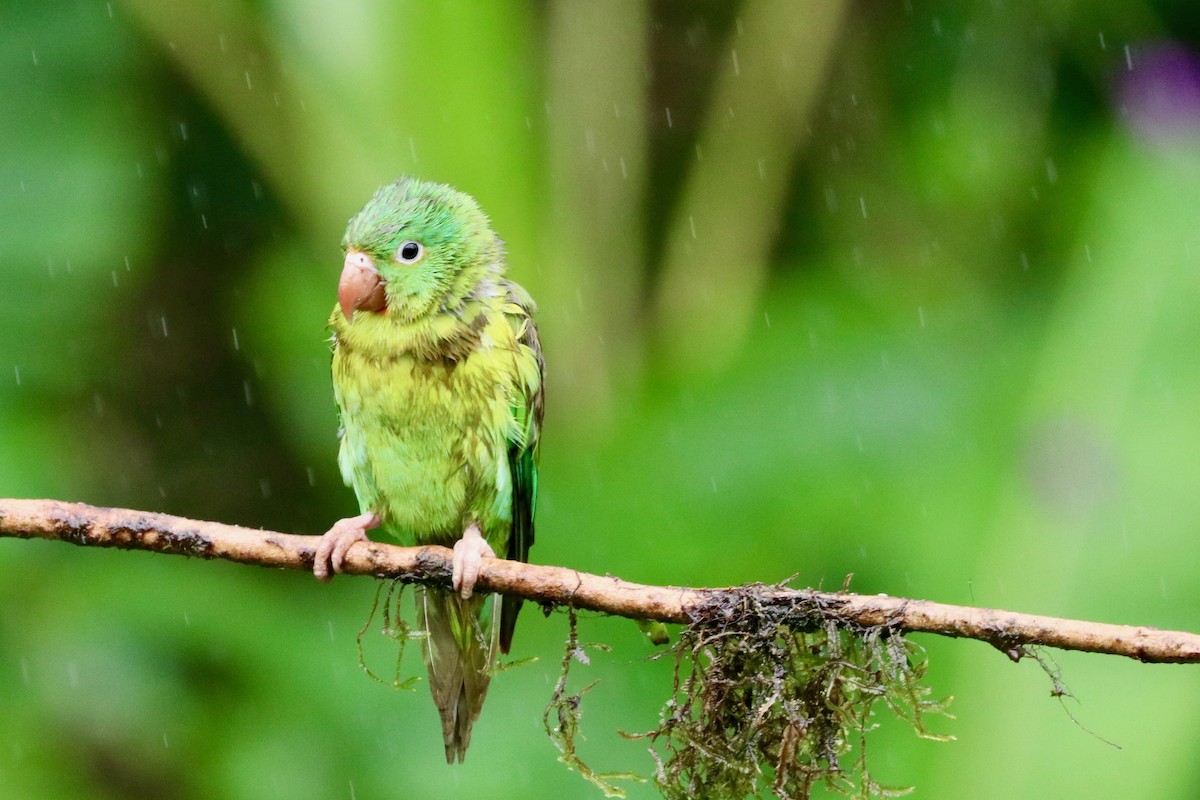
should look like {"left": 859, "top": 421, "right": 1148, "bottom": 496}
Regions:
{"left": 201, "top": 213, "right": 209, "bottom": 230}
{"left": 158, "top": 486, "right": 167, "bottom": 498}
{"left": 124, "top": 255, "right": 132, "bottom": 271}
{"left": 67, "top": 662, "right": 79, "bottom": 688}
{"left": 244, "top": 70, "right": 253, "bottom": 91}
{"left": 665, "top": 107, "right": 673, "bottom": 128}
{"left": 183, "top": 611, "right": 190, "bottom": 625}
{"left": 260, "top": 478, "right": 271, "bottom": 498}
{"left": 306, "top": 466, "right": 316, "bottom": 486}
{"left": 1020, "top": 252, "right": 1030, "bottom": 271}
{"left": 824, "top": 186, "right": 838, "bottom": 212}
{"left": 178, "top": 121, "right": 188, "bottom": 141}
{"left": 731, "top": 49, "right": 741, "bottom": 76}
{"left": 14, "top": 365, "right": 20, "bottom": 386}
{"left": 93, "top": 393, "right": 105, "bottom": 416}
{"left": 688, "top": 215, "right": 697, "bottom": 239}
{"left": 111, "top": 271, "right": 119, "bottom": 287}
{"left": 756, "top": 159, "right": 765, "bottom": 180}
{"left": 20, "top": 657, "right": 29, "bottom": 685}
{"left": 107, "top": 2, "right": 113, "bottom": 17}
{"left": 859, "top": 196, "right": 867, "bottom": 219}
{"left": 244, "top": 379, "right": 254, "bottom": 406}
{"left": 1044, "top": 157, "right": 1058, "bottom": 184}
{"left": 618, "top": 156, "right": 628, "bottom": 180}
{"left": 1098, "top": 31, "right": 1107, "bottom": 50}
{"left": 163, "top": 733, "right": 170, "bottom": 749}
{"left": 161, "top": 316, "right": 169, "bottom": 337}
{"left": 409, "top": 135, "right": 418, "bottom": 163}
{"left": 1124, "top": 44, "right": 1133, "bottom": 71}
{"left": 31, "top": 49, "right": 38, "bottom": 66}
{"left": 710, "top": 476, "right": 718, "bottom": 493}
{"left": 232, "top": 328, "right": 240, "bottom": 350}
{"left": 1084, "top": 244, "right": 1092, "bottom": 263}
{"left": 763, "top": 311, "right": 771, "bottom": 328}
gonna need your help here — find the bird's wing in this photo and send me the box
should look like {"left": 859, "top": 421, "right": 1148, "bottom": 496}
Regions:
{"left": 499, "top": 280, "right": 543, "bottom": 653}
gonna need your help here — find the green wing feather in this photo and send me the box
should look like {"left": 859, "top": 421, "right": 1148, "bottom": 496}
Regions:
{"left": 500, "top": 280, "right": 543, "bottom": 653}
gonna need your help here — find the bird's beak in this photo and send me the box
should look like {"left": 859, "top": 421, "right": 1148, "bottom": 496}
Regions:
{"left": 338, "top": 250, "right": 387, "bottom": 319}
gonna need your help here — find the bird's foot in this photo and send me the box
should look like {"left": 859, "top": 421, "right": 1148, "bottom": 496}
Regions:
{"left": 451, "top": 524, "right": 495, "bottom": 599}
{"left": 313, "top": 512, "right": 379, "bottom": 582}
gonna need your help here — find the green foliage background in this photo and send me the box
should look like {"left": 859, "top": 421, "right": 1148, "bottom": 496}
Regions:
{"left": 2, "top": 2, "right": 1199, "bottom": 798}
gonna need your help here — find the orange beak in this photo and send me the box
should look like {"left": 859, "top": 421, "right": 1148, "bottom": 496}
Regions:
{"left": 338, "top": 250, "right": 387, "bottom": 319}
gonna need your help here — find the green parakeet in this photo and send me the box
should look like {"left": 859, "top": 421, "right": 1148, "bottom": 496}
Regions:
{"left": 312, "top": 177, "right": 543, "bottom": 763}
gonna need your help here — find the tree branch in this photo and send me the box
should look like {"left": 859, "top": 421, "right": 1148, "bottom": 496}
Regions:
{"left": 2, "top": 498, "right": 1198, "bottom": 664}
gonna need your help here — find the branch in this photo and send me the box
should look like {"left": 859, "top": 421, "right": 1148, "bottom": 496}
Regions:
{"left": 2, "top": 498, "right": 1198, "bottom": 664}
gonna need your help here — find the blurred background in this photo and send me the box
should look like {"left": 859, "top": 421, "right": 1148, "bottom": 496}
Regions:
{"left": 2, "top": 1, "right": 1199, "bottom": 797}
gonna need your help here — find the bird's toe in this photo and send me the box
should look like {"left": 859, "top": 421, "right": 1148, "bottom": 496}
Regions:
{"left": 314, "top": 512, "right": 379, "bottom": 582}
{"left": 451, "top": 524, "right": 495, "bottom": 599}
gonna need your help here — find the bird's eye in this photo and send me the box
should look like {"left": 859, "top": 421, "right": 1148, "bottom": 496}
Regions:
{"left": 396, "top": 240, "right": 424, "bottom": 264}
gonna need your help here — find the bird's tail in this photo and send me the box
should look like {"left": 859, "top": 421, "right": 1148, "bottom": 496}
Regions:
{"left": 415, "top": 585, "right": 498, "bottom": 763}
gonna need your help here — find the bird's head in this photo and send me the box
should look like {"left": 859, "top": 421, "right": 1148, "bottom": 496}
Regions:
{"left": 338, "top": 177, "right": 500, "bottom": 323}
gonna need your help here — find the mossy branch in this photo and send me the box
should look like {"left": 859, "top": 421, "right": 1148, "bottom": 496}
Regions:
{"left": 2, "top": 498, "right": 1198, "bottom": 664}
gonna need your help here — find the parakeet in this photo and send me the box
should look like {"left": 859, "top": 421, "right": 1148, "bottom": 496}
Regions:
{"left": 312, "top": 176, "right": 543, "bottom": 763}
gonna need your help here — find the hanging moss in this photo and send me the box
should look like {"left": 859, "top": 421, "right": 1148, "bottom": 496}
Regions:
{"left": 356, "top": 579, "right": 424, "bottom": 691}
{"left": 640, "top": 583, "right": 952, "bottom": 799}
{"left": 544, "top": 607, "right": 646, "bottom": 798}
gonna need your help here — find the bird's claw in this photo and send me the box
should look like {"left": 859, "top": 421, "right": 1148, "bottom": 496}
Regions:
{"left": 451, "top": 524, "right": 495, "bottom": 599}
{"left": 313, "top": 512, "right": 379, "bottom": 582}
